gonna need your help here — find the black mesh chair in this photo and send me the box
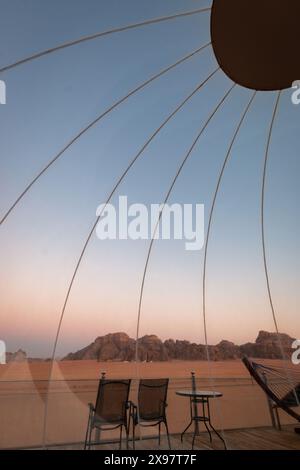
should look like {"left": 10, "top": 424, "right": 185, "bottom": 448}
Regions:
{"left": 130, "top": 378, "right": 171, "bottom": 449}
{"left": 84, "top": 376, "right": 131, "bottom": 449}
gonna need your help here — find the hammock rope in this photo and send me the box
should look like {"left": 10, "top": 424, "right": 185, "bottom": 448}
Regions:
{"left": 243, "top": 357, "right": 300, "bottom": 422}
{"left": 252, "top": 361, "right": 300, "bottom": 405}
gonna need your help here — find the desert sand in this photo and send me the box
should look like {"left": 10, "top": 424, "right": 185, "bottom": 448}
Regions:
{"left": 1, "top": 357, "right": 296, "bottom": 381}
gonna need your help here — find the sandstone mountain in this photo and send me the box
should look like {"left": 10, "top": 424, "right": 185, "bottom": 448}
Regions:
{"left": 240, "top": 330, "right": 295, "bottom": 359}
{"left": 63, "top": 330, "right": 296, "bottom": 362}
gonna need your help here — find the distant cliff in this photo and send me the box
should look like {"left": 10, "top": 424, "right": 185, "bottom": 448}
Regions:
{"left": 62, "top": 330, "right": 296, "bottom": 362}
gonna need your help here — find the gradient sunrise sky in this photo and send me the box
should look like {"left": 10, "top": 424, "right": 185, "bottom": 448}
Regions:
{"left": 0, "top": 0, "right": 299, "bottom": 357}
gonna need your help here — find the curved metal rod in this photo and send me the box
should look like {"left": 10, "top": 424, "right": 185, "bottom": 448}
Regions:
{"left": 41, "top": 66, "right": 219, "bottom": 447}
{"left": 0, "top": 43, "right": 211, "bottom": 226}
{"left": 261, "top": 91, "right": 299, "bottom": 406}
{"left": 199, "top": 91, "right": 257, "bottom": 450}
{"left": 133, "top": 89, "right": 254, "bottom": 450}
{"left": 134, "top": 83, "right": 236, "bottom": 364}
{"left": 0, "top": 7, "right": 211, "bottom": 74}
{"left": 202, "top": 90, "right": 257, "bottom": 358}
{"left": 261, "top": 92, "right": 281, "bottom": 334}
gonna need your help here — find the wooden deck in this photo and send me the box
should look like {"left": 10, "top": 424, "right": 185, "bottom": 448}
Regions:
{"left": 51, "top": 425, "right": 300, "bottom": 451}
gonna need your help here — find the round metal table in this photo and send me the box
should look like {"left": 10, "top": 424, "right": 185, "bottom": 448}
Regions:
{"left": 176, "top": 390, "right": 226, "bottom": 449}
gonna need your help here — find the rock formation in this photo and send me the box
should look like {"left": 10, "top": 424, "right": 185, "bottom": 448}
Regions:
{"left": 6, "top": 349, "right": 27, "bottom": 363}
{"left": 62, "top": 330, "right": 296, "bottom": 362}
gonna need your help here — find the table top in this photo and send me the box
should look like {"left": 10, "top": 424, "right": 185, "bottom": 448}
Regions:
{"left": 176, "top": 390, "right": 223, "bottom": 398}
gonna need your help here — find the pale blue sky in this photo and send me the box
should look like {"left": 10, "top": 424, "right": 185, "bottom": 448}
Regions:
{"left": 0, "top": 0, "right": 299, "bottom": 357}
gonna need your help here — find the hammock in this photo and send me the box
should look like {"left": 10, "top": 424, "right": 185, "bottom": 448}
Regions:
{"left": 242, "top": 356, "right": 300, "bottom": 424}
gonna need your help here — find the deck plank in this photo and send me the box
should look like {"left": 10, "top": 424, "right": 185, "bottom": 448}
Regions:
{"left": 50, "top": 425, "right": 300, "bottom": 450}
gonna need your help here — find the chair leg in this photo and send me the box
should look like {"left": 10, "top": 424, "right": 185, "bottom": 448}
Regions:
{"left": 127, "top": 410, "right": 131, "bottom": 449}
{"left": 84, "top": 419, "right": 90, "bottom": 450}
{"left": 132, "top": 422, "right": 136, "bottom": 450}
{"left": 84, "top": 409, "right": 94, "bottom": 450}
{"left": 164, "top": 420, "right": 171, "bottom": 450}
{"left": 119, "top": 426, "right": 123, "bottom": 450}
{"left": 87, "top": 425, "right": 93, "bottom": 450}
{"left": 158, "top": 422, "right": 161, "bottom": 446}
{"left": 275, "top": 407, "right": 282, "bottom": 431}
{"left": 125, "top": 423, "right": 129, "bottom": 450}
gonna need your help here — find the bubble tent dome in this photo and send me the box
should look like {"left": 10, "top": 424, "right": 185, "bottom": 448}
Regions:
{"left": 0, "top": 0, "right": 299, "bottom": 449}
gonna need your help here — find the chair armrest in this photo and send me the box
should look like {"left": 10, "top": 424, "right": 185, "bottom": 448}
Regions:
{"left": 128, "top": 400, "right": 137, "bottom": 410}
{"left": 128, "top": 401, "right": 138, "bottom": 421}
{"left": 125, "top": 400, "right": 132, "bottom": 410}
{"left": 160, "top": 400, "right": 168, "bottom": 409}
{"left": 88, "top": 403, "right": 95, "bottom": 412}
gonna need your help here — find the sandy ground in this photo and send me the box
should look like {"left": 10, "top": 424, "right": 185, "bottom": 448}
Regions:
{"left": 0, "top": 360, "right": 298, "bottom": 449}
{"left": 1, "top": 358, "right": 296, "bottom": 381}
